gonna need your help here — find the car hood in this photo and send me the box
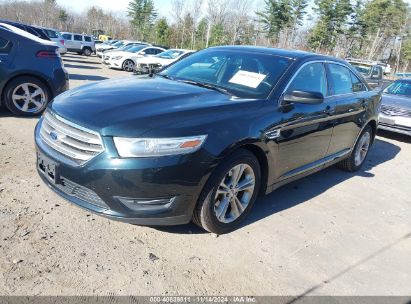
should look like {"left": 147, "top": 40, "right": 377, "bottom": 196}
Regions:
{"left": 50, "top": 76, "right": 259, "bottom": 137}
{"left": 382, "top": 93, "right": 411, "bottom": 110}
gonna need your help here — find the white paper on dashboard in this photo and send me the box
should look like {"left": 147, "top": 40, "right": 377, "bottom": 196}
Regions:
{"left": 229, "top": 70, "right": 267, "bottom": 88}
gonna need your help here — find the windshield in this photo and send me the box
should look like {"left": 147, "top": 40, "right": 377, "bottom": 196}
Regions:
{"left": 112, "top": 41, "right": 124, "bottom": 48}
{"left": 384, "top": 80, "right": 411, "bottom": 98}
{"left": 159, "top": 49, "right": 291, "bottom": 99}
{"left": 118, "top": 44, "right": 137, "bottom": 51}
{"left": 157, "top": 50, "right": 185, "bottom": 59}
{"left": 350, "top": 62, "right": 372, "bottom": 76}
{"left": 127, "top": 45, "right": 146, "bottom": 53}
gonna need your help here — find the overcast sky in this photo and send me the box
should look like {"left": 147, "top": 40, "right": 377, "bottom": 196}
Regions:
{"left": 56, "top": 0, "right": 182, "bottom": 19}
{"left": 56, "top": 0, "right": 410, "bottom": 20}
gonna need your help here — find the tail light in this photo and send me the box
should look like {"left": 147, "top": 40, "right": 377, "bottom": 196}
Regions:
{"left": 36, "top": 50, "right": 60, "bottom": 58}
{"left": 60, "top": 39, "right": 65, "bottom": 45}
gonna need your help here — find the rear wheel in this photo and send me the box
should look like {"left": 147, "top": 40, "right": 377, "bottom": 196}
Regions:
{"left": 3, "top": 76, "right": 50, "bottom": 116}
{"left": 83, "top": 47, "right": 92, "bottom": 56}
{"left": 193, "top": 149, "right": 261, "bottom": 234}
{"left": 122, "top": 60, "right": 135, "bottom": 72}
{"left": 337, "top": 125, "right": 372, "bottom": 172}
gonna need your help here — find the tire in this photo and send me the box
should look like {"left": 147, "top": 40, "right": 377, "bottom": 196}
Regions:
{"left": 3, "top": 76, "right": 50, "bottom": 116}
{"left": 337, "top": 125, "right": 373, "bottom": 172}
{"left": 193, "top": 149, "right": 261, "bottom": 234}
{"left": 83, "top": 47, "right": 92, "bottom": 56}
{"left": 122, "top": 59, "right": 135, "bottom": 72}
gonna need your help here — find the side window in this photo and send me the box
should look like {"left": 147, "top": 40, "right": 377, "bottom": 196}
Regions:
{"left": 154, "top": 49, "right": 163, "bottom": 55}
{"left": 73, "top": 35, "right": 82, "bottom": 41}
{"left": 329, "top": 64, "right": 353, "bottom": 95}
{"left": 84, "top": 36, "right": 92, "bottom": 42}
{"left": 350, "top": 72, "right": 367, "bottom": 92}
{"left": 371, "top": 66, "right": 382, "bottom": 79}
{"left": 288, "top": 62, "right": 328, "bottom": 96}
{"left": 62, "top": 34, "right": 72, "bottom": 40}
{"left": 0, "top": 36, "right": 12, "bottom": 54}
{"left": 144, "top": 48, "right": 155, "bottom": 55}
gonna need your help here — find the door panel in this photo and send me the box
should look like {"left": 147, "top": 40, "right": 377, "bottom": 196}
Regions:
{"left": 274, "top": 101, "right": 335, "bottom": 179}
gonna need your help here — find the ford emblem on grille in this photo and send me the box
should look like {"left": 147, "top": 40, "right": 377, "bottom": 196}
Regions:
{"left": 50, "top": 131, "right": 59, "bottom": 141}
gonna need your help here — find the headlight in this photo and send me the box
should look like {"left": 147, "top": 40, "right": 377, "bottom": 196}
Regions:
{"left": 112, "top": 56, "right": 123, "bottom": 60}
{"left": 113, "top": 135, "right": 207, "bottom": 157}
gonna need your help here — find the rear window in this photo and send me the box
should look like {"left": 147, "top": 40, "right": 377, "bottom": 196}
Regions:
{"left": 44, "top": 29, "right": 58, "bottom": 39}
{"left": 84, "top": 36, "right": 92, "bottom": 42}
{"left": 62, "top": 34, "right": 72, "bottom": 40}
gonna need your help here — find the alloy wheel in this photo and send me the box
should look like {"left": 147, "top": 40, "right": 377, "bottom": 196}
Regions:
{"left": 12, "top": 83, "right": 46, "bottom": 113}
{"left": 213, "top": 164, "right": 256, "bottom": 224}
{"left": 354, "top": 131, "right": 371, "bottom": 166}
{"left": 123, "top": 60, "right": 134, "bottom": 72}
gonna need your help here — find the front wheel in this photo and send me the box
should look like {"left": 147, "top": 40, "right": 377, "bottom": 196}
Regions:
{"left": 193, "top": 149, "right": 261, "bottom": 234}
{"left": 337, "top": 125, "right": 373, "bottom": 172}
{"left": 122, "top": 60, "right": 135, "bottom": 72}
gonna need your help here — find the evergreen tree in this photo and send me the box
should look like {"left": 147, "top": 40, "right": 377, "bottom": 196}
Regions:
{"left": 127, "top": 0, "right": 158, "bottom": 41}
{"left": 308, "top": 0, "right": 353, "bottom": 52}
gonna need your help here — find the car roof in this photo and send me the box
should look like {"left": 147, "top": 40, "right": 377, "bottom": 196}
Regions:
{"left": 0, "top": 22, "right": 55, "bottom": 45}
{"left": 209, "top": 45, "right": 346, "bottom": 63}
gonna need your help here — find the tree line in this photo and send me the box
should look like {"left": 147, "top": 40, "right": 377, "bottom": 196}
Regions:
{"left": 0, "top": 0, "right": 410, "bottom": 72}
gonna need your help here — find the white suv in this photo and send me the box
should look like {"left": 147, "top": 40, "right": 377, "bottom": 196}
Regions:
{"left": 61, "top": 32, "right": 96, "bottom": 56}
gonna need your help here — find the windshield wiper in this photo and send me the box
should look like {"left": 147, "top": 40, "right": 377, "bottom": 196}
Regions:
{"left": 178, "top": 80, "right": 232, "bottom": 96}
{"left": 156, "top": 74, "right": 173, "bottom": 80}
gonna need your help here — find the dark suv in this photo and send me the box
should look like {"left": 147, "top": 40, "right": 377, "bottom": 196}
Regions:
{"left": 35, "top": 46, "right": 380, "bottom": 234}
{"left": 0, "top": 24, "right": 68, "bottom": 116}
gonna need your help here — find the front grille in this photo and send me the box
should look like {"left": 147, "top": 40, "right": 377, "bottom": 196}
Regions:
{"left": 55, "top": 176, "right": 108, "bottom": 209}
{"left": 40, "top": 112, "right": 104, "bottom": 163}
{"left": 381, "top": 105, "right": 411, "bottom": 117}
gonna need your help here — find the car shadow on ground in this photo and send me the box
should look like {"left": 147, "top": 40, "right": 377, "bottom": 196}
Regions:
{"left": 63, "top": 63, "right": 102, "bottom": 70}
{"left": 0, "top": 107, "right": 40, "bottom": 119}
{"left": 377, "top": 129, "right": 411, "bottom": 144}
{"left": 155, "top": 137, "right": 401, "bottom": 235}
{"left": 62, "top": 58, "right": 102, "bottom": 65}
{"left": 69, "top": 74, "right": 109, "bottom": 81}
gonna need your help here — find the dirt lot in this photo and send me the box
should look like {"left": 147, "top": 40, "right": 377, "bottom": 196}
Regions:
{"left": 0, "top": 54, "right": 410, "bottom": 296}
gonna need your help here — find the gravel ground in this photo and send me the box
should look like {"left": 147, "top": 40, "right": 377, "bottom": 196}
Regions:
{"left": 0, "top": 54, "right": 410, "bottom": 296}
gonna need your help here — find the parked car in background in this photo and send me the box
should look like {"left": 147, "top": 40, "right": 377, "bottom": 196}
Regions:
{"left": 95, "top": 39, "right": 118, "bottom": 55}
{"left": 101, "top": 43, "right": 144, "bottom": 64}
{"left": 347, "top": 58, "right": 391, "bottom": 89}
{"left": 105, "top": 45, "right": 165, "bottom": 71}
{"left": 39, "top": 26, "right": 67, "bottom": 54}
{"left": 378, "top": 79, "right": 411, "bottom": 136}
{"left": 0, "top": 24, "right": 68, "bottom": 116}
{"left": 34, "top": 46, "right": 380, "bottom": 234}
{"left": 61, "top": 32, "right": 95, "bottom": 56}
{"left": 134, "top": 49, "right": 195, "bottom": 74}
{"left": 97, "top": 40, "right": 150, "bottom": 58}
{"left": 0, "top": 19, "right": 50, "bottom": 41}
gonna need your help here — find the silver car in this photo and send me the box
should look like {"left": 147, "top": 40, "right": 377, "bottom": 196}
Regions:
{"left": 61, "top": 32, "right": 96, "bottom": 56}
{"left": 378, "top": 79, "right": 411, "bottom": 136}
{"left": 39, "top": 27, "right": 67, "bottom": 54}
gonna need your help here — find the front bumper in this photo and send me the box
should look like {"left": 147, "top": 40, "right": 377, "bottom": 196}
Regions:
{"left": 105, "top": 59, "right": 122, "bottom": 69}
{"left": 378, "top": 113, "right": 411, "bottom": 136}
{"left": 34, "top": 120, "right": 214, "bottom": 226}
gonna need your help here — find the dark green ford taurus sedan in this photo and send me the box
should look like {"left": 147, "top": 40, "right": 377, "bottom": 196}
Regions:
{"left": 35, "top": 46, "right": 381, "bottom": 234}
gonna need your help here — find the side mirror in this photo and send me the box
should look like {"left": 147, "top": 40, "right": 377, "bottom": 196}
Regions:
{"left": 140, "top": 51, "right": 146, "bottom": 56}
{"left": 283, "top": 90, "right": 324, "bottom": 105}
